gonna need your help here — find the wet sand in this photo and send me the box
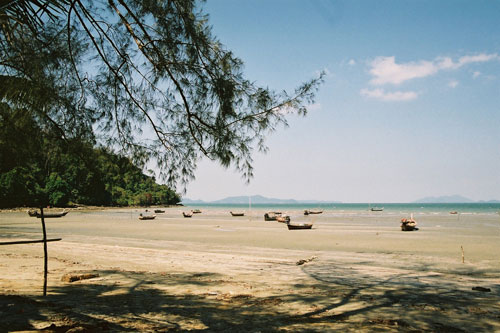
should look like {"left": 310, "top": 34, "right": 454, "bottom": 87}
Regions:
{"left": 1, "top": 208, "right": 499, "bottom": 332}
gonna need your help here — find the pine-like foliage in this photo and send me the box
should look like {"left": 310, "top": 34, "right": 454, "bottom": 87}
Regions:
{"left": 0, "top": 0, "right": 324, "bottom": 190}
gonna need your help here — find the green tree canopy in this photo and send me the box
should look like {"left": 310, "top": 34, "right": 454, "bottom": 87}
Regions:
{"left": 0, "top": 104, "right": 181, "bottom": 207}
{"left": 0, "top": 0, "right": 323, "bottom": 189}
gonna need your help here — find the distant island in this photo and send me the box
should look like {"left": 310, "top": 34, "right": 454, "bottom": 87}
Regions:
{"left": 182, "top": 195, "right": 341, "bottom": 205}
{"left": 413, "top": 195, "right": 500, "bottom": 204}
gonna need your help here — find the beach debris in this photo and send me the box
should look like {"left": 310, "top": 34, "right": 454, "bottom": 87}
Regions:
{"left": 368, "top": 318, "right": 409, "bottom": 327}
{"left": 61, "top": 273, "right": 100, "bottom": 283}
{"left": 461, "top": 245, "right": 465, "bottom": 264}
{"left": 472, "top": 286, "right": 491, "bottom": 292}
{"left": 296, "top": 256, "right": 318, "bottom": 266}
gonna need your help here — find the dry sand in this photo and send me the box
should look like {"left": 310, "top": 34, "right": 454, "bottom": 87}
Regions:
{"left": 1, "top": 208, "right": 499, "bottom": 332}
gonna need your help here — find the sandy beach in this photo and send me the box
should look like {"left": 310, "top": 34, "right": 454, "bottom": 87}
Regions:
{"left": 1, "top": 207, "right": 499, "bottom": 332}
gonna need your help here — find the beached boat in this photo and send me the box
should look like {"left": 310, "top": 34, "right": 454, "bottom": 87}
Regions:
{"left": 450, "top": 211, "right": 458, "bottom": 215}
{"left": 264, "top": 212, "right": 282, "bottom": 221}
{"left": 400, "top": 218, "right": 418, "bottom": 231}
{"left": 370, "top": 207, "right": 384, "bottom": 212}
{"left": 230, "top": 211, "right": 245, "bottom": 217}
{"left": 183, "top": 212, "right": 193, "bottom": 218}
{"left": 304, "top": 210, "right": 323, "bottom": 215}
{"left": 192, "top": 209, "right": 202, "bottom": 214}
{"left": 154, "top": 209, "right": 165, "bottom": 213}
{"left": 139, "top": 214, "right": 156, "bottom": 220}
{"left": 276, "top": 215, "right": 291, "bottom": 223}
{"left": 28, "top": 210, "right": 69, "bottom": 218}
{"left": 287, "top": 222, "right": 313, "bottom": 230}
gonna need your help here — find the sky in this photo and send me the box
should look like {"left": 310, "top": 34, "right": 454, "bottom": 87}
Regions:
{"left": 183, "top": 0, "right": 500, "bottom": 203}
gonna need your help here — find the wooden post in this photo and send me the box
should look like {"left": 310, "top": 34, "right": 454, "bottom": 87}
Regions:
{"left": 0, "top": 238, "right": 61, "bottom": 245}
{"left": 461, "top": 245, "right": 465, "bottom": 264}
{"left": 40, "top": 207, "right": 48, "bottom": 296}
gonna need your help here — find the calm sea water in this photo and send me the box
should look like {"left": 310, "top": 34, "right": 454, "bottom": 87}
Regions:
{"left": 184, "top": 203, "right": 500, "bottom": 215}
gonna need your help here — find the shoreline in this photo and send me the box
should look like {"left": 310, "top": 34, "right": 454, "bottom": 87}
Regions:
{"left": 0, "top": 204, "right": 184, "bottom": 213}
{"left": 1, "top": 208, "right": 499, "bottom": 331}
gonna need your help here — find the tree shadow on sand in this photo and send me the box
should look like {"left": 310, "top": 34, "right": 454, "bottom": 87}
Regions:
{"left": 1, "top": 262, "right": 499, "bottom": 332}
{"left": 297, "top": 260, "right": 500, "bottom": 332}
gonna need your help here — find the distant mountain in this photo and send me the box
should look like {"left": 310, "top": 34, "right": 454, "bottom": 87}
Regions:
{"left": 180, "top": 198, "right": 207, "bottom": 204}
{"left": 413, "top": 195, "right": 474, "bottom": 203}
{"left": 212, "top": 195, "right": 298, "bottom": 204}
{"left": 182, "top": 195, "right": 340, "bottom": 204}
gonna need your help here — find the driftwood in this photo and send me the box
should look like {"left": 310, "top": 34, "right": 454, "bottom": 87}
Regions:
{"left": 296, "top": 256, "right": 318, "bottom": 266}
{"left": 61, "top": 273, "right": 100, "bottom": 283}
{"left": 472, "top": 286, "right": 491, "bottom": 292}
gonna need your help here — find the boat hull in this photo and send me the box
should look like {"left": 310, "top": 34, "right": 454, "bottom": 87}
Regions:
{"left": 276, "top": 216, "right": 290, "bottom": 223}
{"left": 401, "top": 222, "right": 418, "bottom": 231}
{"left": 230, "top": 212, "right": 244, "bottom": 217}
{"left": 304, "top": 210, "right": 322, "bottom": 215}
{"left": 139, "top": 215, "right": 156, "bottom": 220}
{"left": 287, "top": 224, "right": 313, "bottom": 230}
{"left": 28, "top": 211, "right": 68, "bottom": 218}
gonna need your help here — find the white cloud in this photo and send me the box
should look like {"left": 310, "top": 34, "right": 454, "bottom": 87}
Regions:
{"left": 368, "top": 53, "right": 499, "bottom": 85}
{"left": 448, "top": 80, "right": 459, "bottom": 88}
{"left": 458, "top": 54, "right": 498, "bottom": 67}
{"left": 369, "top": 57, "right": 437, "bottom": 85}
{"left": 472, "top": 71, "right": 481, "bottom": 79}
{"left": 360, "top": 88, "right": 418, "bottom": 102}
{"left": 348, "top": 59, "right": 356, "bottom": 66}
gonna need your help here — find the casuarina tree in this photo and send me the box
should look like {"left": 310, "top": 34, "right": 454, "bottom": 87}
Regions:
{"left": 0, "top": 0, "right": 324, "bottom": 190}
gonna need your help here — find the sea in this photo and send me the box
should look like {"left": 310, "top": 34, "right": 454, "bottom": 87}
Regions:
{"left": 183, "top": 202, "right": 500, "bottom": 216}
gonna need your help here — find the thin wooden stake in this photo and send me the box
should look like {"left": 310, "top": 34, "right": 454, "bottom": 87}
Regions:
{"left": 0, "top": 238, "right": 61, "bottom": 245}
{"left": 461, "top": 245, "right": 465, "bottom": 264}
{"left": 40, "top": 207, "right": 48, "bottom": 296}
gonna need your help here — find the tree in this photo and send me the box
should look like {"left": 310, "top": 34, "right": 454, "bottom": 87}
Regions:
{"left": 0, "top": 0, "right": 324, "bottom": 190}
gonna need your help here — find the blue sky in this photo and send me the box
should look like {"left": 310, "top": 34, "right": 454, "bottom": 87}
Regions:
{"left": 184, "top": 0, "right": 500, "bottom": 203}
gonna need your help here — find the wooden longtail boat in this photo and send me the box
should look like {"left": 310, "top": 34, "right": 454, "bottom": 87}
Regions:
{"left": 139, "top": 214, "right": 156, "bottom": 220}
{"left": 230, "top": 211, "right": 244, "bottom": 217}
{"left": 154, "top": 209, "right": 165, "bottom": 213}
{"left": 28, "top": 210, "right": 69, "bottom": 218}
{"left": 192, "top": 209, "right": 202, "bottom": 214}
{"left": 183, "top": 212, "right": 193, "bottom": 218}
{"left": 264, "top": 212, "right": 282, "bottom": 221}
{"left": 287, "top": 223, "right": 313, "bottom": 230}
{"left": 304, "top": 210, "right": 323, "bottom": 215}
{"left": 400, "top": 217, "right": 418, "bottom": 231}
{"left": 276, "top": 215, "right": 291, "bottom": 223}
